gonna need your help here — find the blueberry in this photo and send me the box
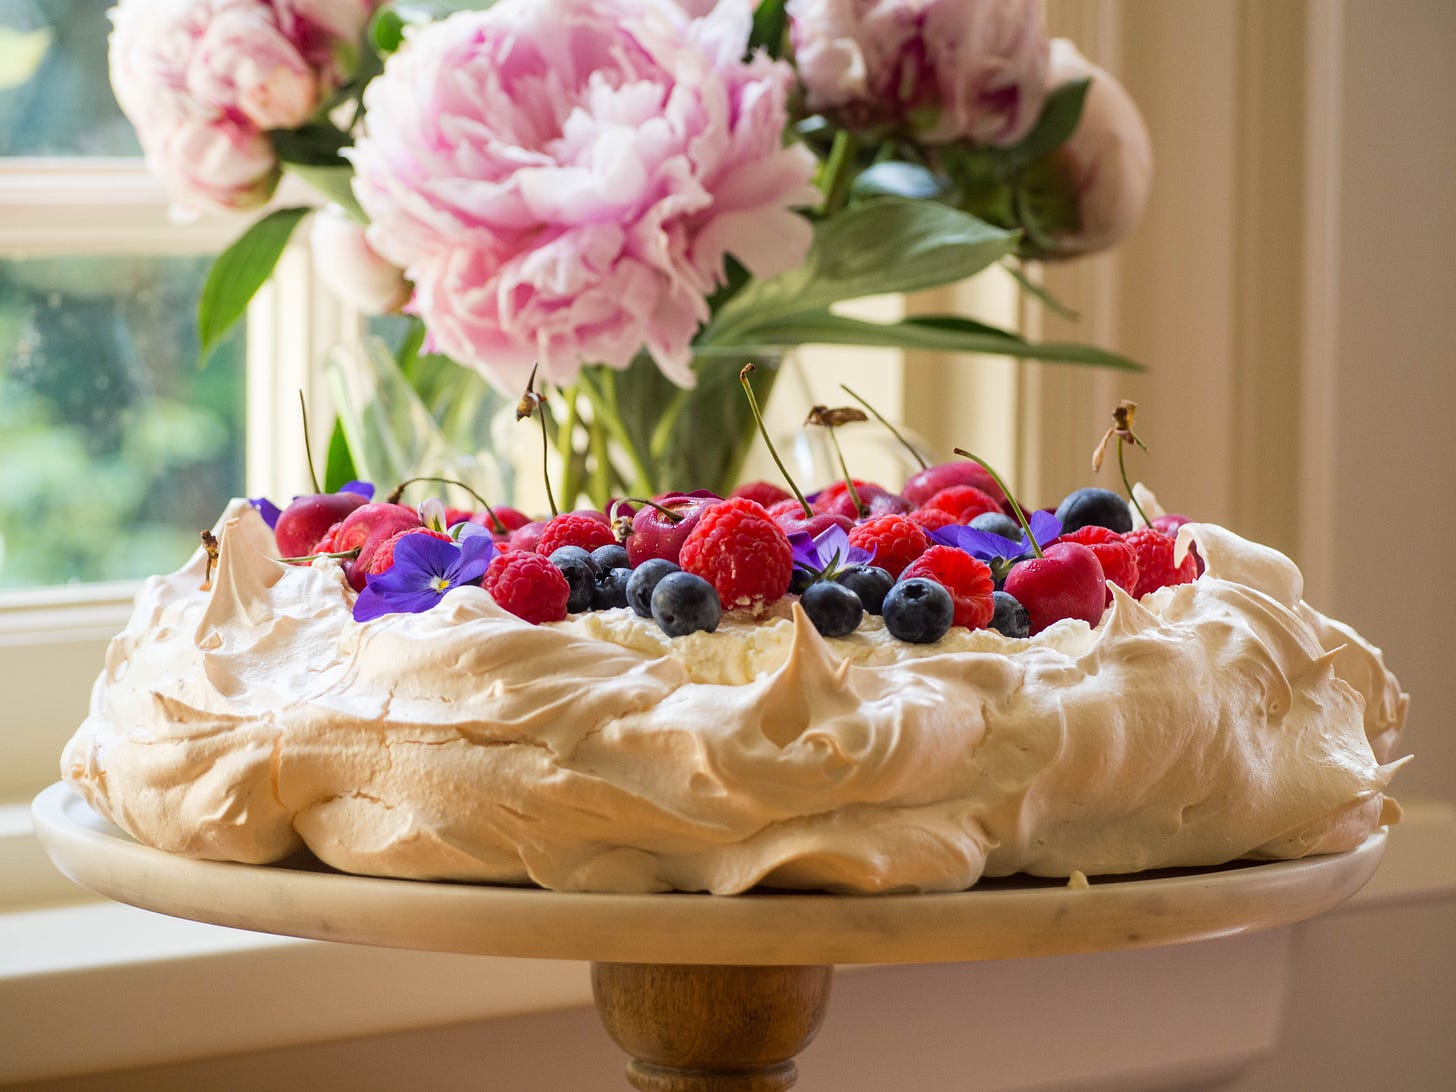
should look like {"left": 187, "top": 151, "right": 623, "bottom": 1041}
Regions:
{"left": 834, "top": 564, "right": 894, "bottom": 615}
{"left": 592, "top": 567, "right": 633, "bottom": 611}
{"left": 549, "top": 544, "right": 600, "bottom": 575}
{"left": 968, "top": 511, "right": 1025, "bottom": 540}
{"left": 550, "top": 551, "right": 596, "bottom": 613}
{"left": 650, "top": 571, "right": 721, "bottom": 637}
{"left": 789, "top": 566, "right": 816, "bottom": 595}
{"left": 1054, "top": 487, "right": 1132, "bottom": 535}
{"left": 882, "top": 578, "right": 954, "bottom": 644}
{"left": 801, "top": 581, "right": 863, "bottom": 637}
{"left": 626, "top": 558, "right": 680, "bottom": 618}
{"left": 988, "top": 590, "right": 1030, "bottom": 639}
{"left": 590, "top": 543, "right": 630, "bottom": 573}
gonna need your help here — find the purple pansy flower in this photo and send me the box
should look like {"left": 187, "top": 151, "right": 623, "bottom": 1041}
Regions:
{"left": 931, "top": 510, "right": 1062, "bottom": 562}
{"left": 249, "top": 496, "right": 283, "bottom": 529}
{"left": 352, "top": 528, "right": 497, "bottom": 623}
{"left": 789, "top": 524, "right": 875, "bottom": 576}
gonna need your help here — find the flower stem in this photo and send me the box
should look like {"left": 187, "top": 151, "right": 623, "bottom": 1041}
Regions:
{"left": 953, "top": 447, "right": 1041, "bottom": 559}
{"left": 579, "top": 368, "right": 656, "bottom": 498}
{"left": 557, "top": 384, "right": 582, "bottom": 509}
{"left": 589, "top": 405, "right": 612, "bottom": 508}
{"left": 819, "top": 130, "right": 859, "bottom": 216}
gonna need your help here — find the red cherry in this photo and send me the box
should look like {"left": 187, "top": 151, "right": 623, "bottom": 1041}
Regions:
{"left": 1003, "top": 541, "right": 1107, "bottom": 635}
{"left": 902, "top": 462, "right": 1010, "bottom": 512}
{"left": 274, "top": 491, "right": 368, "bottom": 558}
{"left": 331, "top": 502, "right": 423, "bottom": 590}
{"left": 624, "top": 492, "right": 721, "bottom": 567}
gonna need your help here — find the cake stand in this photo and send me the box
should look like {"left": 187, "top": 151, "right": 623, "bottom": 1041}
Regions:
{"left": 32, "top": 783, "right": 1386, "bottom": 1091}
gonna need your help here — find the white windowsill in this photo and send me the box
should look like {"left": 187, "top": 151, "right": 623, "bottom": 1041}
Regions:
{"left": 2, "top": 800, "right": 1452, "bottom": 1085}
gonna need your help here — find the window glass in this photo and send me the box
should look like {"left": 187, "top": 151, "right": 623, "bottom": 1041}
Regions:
{"left": 0, "top": 0, "right": 140, "bottom": 157}
{"left": 0, "top": 255, "right": 245, "bottom": 588}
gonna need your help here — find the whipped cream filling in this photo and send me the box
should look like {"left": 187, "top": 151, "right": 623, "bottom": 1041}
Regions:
{"left": 62, "top": 500, "right": 1408, "bottom": 894}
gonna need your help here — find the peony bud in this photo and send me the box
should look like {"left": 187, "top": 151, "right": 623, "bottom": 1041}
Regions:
{"left": 309, "top": 205, "right": 412, "bottom": 315}
{"left": 788, "top": 0, "right": 1050, "bottom": 147}
{"left": 1034, "top": 38, "right": 1152, "bottom": 257}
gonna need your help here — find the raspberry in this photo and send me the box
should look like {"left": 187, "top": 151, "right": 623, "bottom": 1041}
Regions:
{"left": 1058, "top": 525, "right": 1138, "bottom": 604}
{"left": 367, "top": 527, "right": 453, "bottom": 575}
{"left": 847, "top": 514, "right": 930, "bottom": 577}
{"left": 1125, "top": 526, "right": 1198, "bottom": 598}
{"left": 899, "top": 545, "right": 996, "bottom": 629}
{"left": 731, "top": 480, "right": 792, "bottom": 508}
{"left": 923, "top": 484, "right": 1001, "bottom": 523}
{"left": 908, "top": 507, "right": 958, "bottom": 533}
{"left": 537, "top": 512, "right": 617, "bottom": 556}
{"left": 483, "top": 551, "right": 570, "bottom": 624}
{"left": 679, "top": 496, "right": 793, "bottom": 610}
{"left": 312, "top": 520, "right": 344, "bottom": 555}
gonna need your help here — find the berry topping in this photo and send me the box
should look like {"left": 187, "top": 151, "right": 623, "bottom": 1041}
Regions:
{"left": 507, "top": 520, "right": 548, "bottom": 554}
{"left": 899, "top": 545, "right": 996, "bottom": 630}
{"left": 1124, "top": 526, "right": 1199, "bottom": 598}
{"left": 922, "top": 484, "right": 1001, "bottom": 524}
{"left": 1002, "top": 541, "right": 1108, "bottom": 635}
{"left": 367, "top": 527, "right": 453, "bottom": 576}
{"left": 626, "top": 558, "right": 680, "bottom": 618}
{"left": 967, "top": 511, "right": 1025, "bottom": 539}
{"left": 275, "top": 490, "right": 369, "bottom": 559}
{"left": 590, "top": 543, "right": 630, "bottom": 572}
{"left": 730, "top": 480, "right": 793, "bottom": 508}
{"left": 834, "top": 564, "right": 894, "bottom": 615}
{"left": 469, "top": 506, "right": 532, "bottom": 535}
{"left": 537, "top": 512, "right": 617, "bottom": 556}
{"left": 651, "top": 571, "right": 722, "bottom": 637}
{"left": 548, "top": 546, "right": 597, "bottom": 613}
{"left": 902, "top": 462, "right": 1010, "bottom": 511}
{"left": 908, "top": 506, "right": 959, "bottom": 533}
{"left": 801, "top": 581, "right": 864, "bottom": 637}
{"left": 988, "top": 590, "right": 1030, "bottom": 638}
{"left": 592, "top": 567, "right": 633, "bottom": 611}
{"left": 1057, "top": 525, "right": 1139, "bottom": 604}
{"left": 882, "top": 578, "right": 955, "bottom": 644}
{"left": 1054, "top": 487, "right": 1133, "bottom": 535}
{"left": 482, "top": 551, "right": 570, "bottom": 624}
{"left": 846, "top": 514, "right": 929, "bottom": 578}
{"left": 623, "top": 493, "right": 719, "bottom": 567}
{"left": 678, "top": 496, "right": 793, "bottom": 610}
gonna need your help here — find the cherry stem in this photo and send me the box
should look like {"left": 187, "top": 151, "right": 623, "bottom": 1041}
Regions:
{"left": 840, "top": 383, "right": 927, "bottom": 471}
{"left": 822, "top": 424, "right": 866, "bottom": 517}
{"left": 517, "top": 364, "right": 558, "bottom": 517}
{"left": 952, "top": 447, "right": 1042, "bottom": 559}
{"left": 275, "top": 547, "right": 363, "bottom": 564}
{"left": 298, "top": 391, "right": 321, "bottom": 494}
{"left": 614, "top": 497, "right": 684, "bottom": 523}
{"left": 386, "top": 476, "right": 505, "bottom": 532}
{"left": 740, "top": 364, "right": 812, "bottom": 518}
{"left": 1117, "top": 439, "right": 1154, "bottom": 528}
{"left": 200, "top": 530, "right": 220, "bottom": 591}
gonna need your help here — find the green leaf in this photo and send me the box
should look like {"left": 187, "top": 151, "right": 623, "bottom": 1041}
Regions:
{"left": 701, "top": 199, "right": 1018, "bottom": 345}
{"left": 369, "top": 6, "right": 407, "bottom": 54}
{"left": 323, "top": 417, "right": 359, "bottom": 493}
{"left": 749, "top": 0, "right": 788, "bottom": 59}
{"left": 284, "top": 163, "right": 365, "bottom": 221}
{"left": 197, "top": 206, "right": 309, "bottom": 365}
{"left": 714, "top": 311, "right": 1144, "bottom": 370}
{"left": 994, "top": 78, "right": 1091, "bottom": 173}
{"left": 270, "top": 124, "right": 350, "bottom": 166}
{"left": 850, "top": 162, "right": 955, "bottom": 203}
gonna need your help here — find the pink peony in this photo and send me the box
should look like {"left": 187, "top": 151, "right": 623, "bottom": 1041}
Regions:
{"left": 108, "top": 0, "right": 379, "bottom": 212}
{"left": 787, "top": 0, "right": 1049, "bottom": 147}
{"left": 310, "top": 205, "right": 412, "bottom": 314}
{"left": 348, "top": 0, "right": 820, "bottom": 391}
{"left": 1035, "top": 38, "right": 1152, "bottom": 257}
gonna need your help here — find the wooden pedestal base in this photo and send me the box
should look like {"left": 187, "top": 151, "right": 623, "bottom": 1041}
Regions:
{"left": 591, "top": 963, "right": 833, "bottom": 1091}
